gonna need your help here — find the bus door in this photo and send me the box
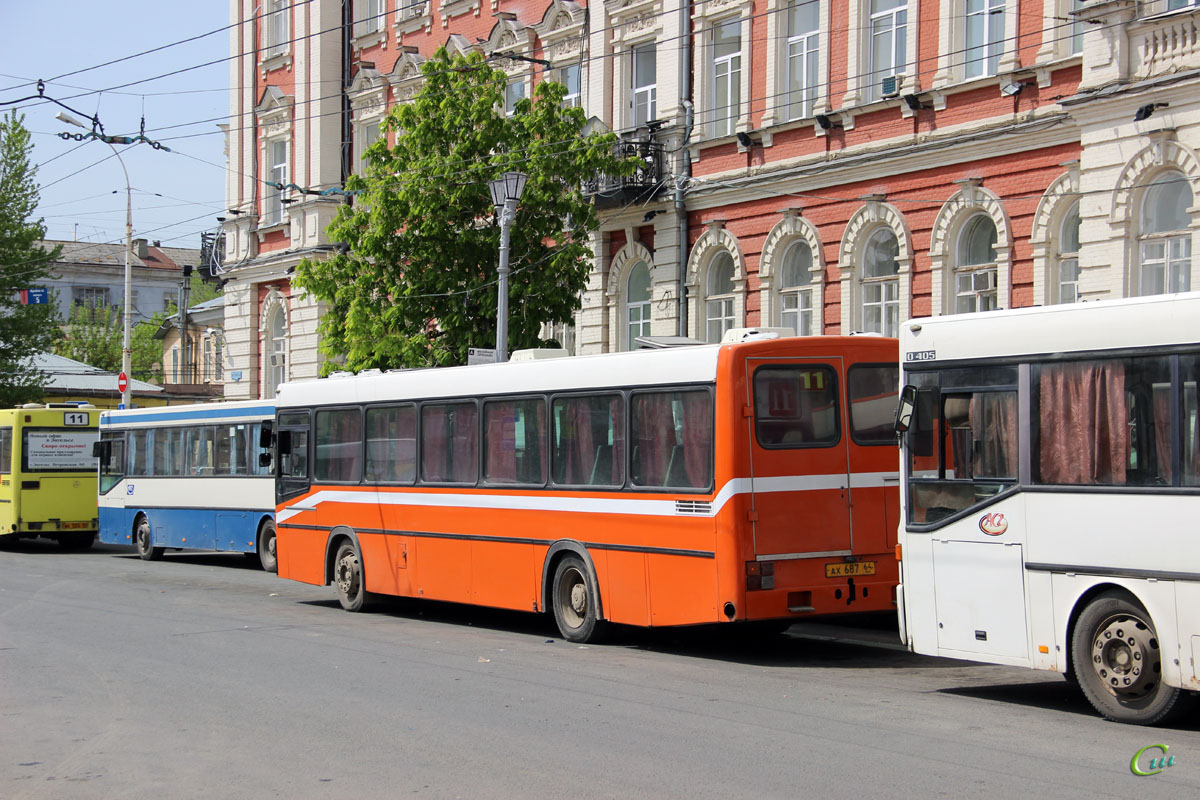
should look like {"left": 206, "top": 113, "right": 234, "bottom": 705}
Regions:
{"left": 746, "top": 357, "right": 851, "bottom": 559}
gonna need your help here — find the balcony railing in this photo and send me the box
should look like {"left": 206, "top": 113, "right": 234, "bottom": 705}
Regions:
{"left": 582, "top": 132, "right": 666, "bottom": 209}
{"left": 1135, "top": 8, "right": 1200, "bottom": 81}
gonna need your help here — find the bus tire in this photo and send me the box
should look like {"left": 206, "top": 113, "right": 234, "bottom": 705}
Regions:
{"left": 333, "top": 540, "right": 372, "bottom": 612}
{"left": 1071, "top": 592, "right": 1193, "bottom": 725}
{"left": 551, "top": 555, "right": 606, "bottom": 644}
{"left": 257, "top": 520, "right": 278, "bottom": 573}
{"left": 135, "top": 516, "right": 164, "bottom": 562}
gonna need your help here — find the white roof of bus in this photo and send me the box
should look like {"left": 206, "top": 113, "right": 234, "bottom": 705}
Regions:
{"left": 899, "top": 292, "right": 1200, "bottom": 364}
{"left": 100, "top": 399, "right": 275, "bottom": 428}
{"left": 275, "top": 344, "right": 727, "bottom": 409}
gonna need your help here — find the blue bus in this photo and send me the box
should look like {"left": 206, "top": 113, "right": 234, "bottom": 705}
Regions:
{"left": 95, "top": 401, "right": 278, "bottom": 571}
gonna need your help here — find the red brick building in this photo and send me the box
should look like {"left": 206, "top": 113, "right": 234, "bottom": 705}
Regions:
{"left": 219, "top": 0, "right": 1199, "bottom": 393}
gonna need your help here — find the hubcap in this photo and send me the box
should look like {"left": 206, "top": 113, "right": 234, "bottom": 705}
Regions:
{"left": 558, "top": 568, "right": 587, "bottom": 628}
{"left": 336, "top": 554, "right": 359, "bottom": 597}
{"left": 1090, "top": 613, "right": 1158, "bottom": 699}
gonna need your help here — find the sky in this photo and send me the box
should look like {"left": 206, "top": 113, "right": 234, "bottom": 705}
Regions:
{"left": 1, "top": 3, "right": 231, "bottom": 256}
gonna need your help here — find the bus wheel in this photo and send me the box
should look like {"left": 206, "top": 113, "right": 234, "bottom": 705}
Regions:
{"left": 135, "top": 517, "right": 164, "bottom": 562}
{"left": 334, "top": 541, "right": 372, "bottom": 612}
{"left": 552, "top": 555, "right": 605, "bottom": 643}
{"left": 1071, "top": 592, "right": 1192, "bottom": 725}
{"left": 257, "top": 521, "right": 278, "bottom": 573}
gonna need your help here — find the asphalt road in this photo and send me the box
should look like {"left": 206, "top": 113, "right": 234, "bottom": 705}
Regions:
{"left": 2, "top": 539, "right": 1198, "bottom": 799}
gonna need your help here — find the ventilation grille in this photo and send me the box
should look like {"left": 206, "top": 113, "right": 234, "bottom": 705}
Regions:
{"left": 675, "top": 500, "right": 712, "bottom": 515}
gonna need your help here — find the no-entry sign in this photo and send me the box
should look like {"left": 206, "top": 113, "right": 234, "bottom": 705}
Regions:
{"left": 117, "top": 372, "right": 129, "bottom": 393}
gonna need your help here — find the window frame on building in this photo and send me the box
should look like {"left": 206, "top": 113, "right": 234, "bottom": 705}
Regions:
{"left": 1137, "top": 169, "right": 1194, "bottom": 296}
{"left": 963, "top": 0, "right": 1006, "bottom": 80}
{"left": 631, "top": 42, "right": 657, "bottom": 128}
{"left": 865, "top": 0, "right": 908, "bottom": 102}
{"left": 953, "top": 212, "right": 1000, "bottom": 313}
{"left": 784, "top": 0, "right": 821, "bottom": 121}
{"left": 704, "top": 250, "right": 739, "bottom": 343}
{"left": 860, "top": 227, "right": 901, "bottom": 337}
{"left": 710, "top": 17, "right": 743, "bottom": 138}
{"left": 625, "top": 260, "right": 653, "bottom": 350}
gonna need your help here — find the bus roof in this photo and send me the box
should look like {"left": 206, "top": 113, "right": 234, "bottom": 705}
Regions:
{"left": 100, "top": 399, "right": 275, "bottom": 428}
{"left": 899, "top": 292, "right": 1200, "bottom": 365}
{"left": 274, "top": 336, "right": 894, "bottom": 410}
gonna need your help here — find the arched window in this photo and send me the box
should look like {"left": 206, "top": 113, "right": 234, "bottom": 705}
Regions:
{"left": 954, "top": 213, "right": 998, "bottom": 312}
{"left": 861, "top": 228, "right": 899, "bottom": 336}
{"left": 625, "top": 260, "right": 652, "bottom": 349}
{"left": 1139, "top": 170, "right": 1193, "bottom": 295}
{"left": 705, "top": 251, "right": 737, "bottom": 342}
{"left": 1056, "top": 203, "right": 1080, "bottom": 304}
{"left": 266, "top": 305, "right": 287, "bottom": 399}
{"left": 778, "top": 240, "right": 816, "bottom": 335}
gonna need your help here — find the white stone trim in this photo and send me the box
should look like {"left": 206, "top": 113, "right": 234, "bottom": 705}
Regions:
{"left": 686, "top": 222, "right": 747, "bottom": 340}
{"left": 606, "top": 240, "right": 656, "bottom": 351}
{"left": 837, "top": 199, "right": 913, "bottom": 334}
{"left": 760, "top": 212, "right": 825, "bottom": 332}
{"left": 928, "top": 183, "right": 1013, "bottom": 314}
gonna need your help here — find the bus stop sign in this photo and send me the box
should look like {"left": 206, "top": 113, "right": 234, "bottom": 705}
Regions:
{"left": 117, "top": 372, "right": 129, "bottom": 393}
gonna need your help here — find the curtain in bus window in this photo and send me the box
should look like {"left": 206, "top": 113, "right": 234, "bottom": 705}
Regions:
{"left": 421, "top": 404, "right": 477, "bottom": 483}
{"left": 484, "top": 400, "right": 545, "bottom": 485}
{"left": 1183, "top": 355, "right": 1200, "bottom": 486}
{"left": 680, "top": 391, "right": 713, "bottom": 488}
{"left": 1037, "top": 361, "right": 1127, "bottom": 484}
{"left": 552, "top": 395, "right": 623, "bottom": 486}
{"left": 1154, "top": 383, "right": 1172, "bottom": 482}
{"left": 366, "top": 406, "right": 416, "bottom": 483}
{"left": 315, "top": 410, "right": 362, "bottom": 483}
{"left": 969, "top": 392, "right": 1017, "bottom": 479}
{"left": 632, "top": 392, "right": 672, "bottom": 486}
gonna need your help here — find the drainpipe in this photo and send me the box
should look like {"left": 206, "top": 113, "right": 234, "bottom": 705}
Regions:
{"left": 341, "top": 0, "right": 353, "bottom": 190}
{"left": 676, "top": 0, "right": 694, "bottom": 338}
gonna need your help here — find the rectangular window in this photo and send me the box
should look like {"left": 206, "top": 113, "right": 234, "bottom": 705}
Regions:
{"left": 314, "top": 408, "right": 363, "bottom": 483}
{"left": 98, "top": 434, "right": 124, "bottom": 494}
{"left": 706, "top": 297, "right": 735, "bottom": 343}
{"left": 356, "top": 120, "right": 381, "bottom": 173}
{"left": 628, "top": 299, "right": 652, "bottom": 347}
{"left": 868, "top": 0, "right": 907, "bottom": 101}
{"left": 786, "top": 1, "right": 820, "bottom": 120}
{"left": 186, "top": 426, "right": 215, "bottom": 476}
{"left": 964, "top": 0, "right": 1005, "bottom": 79}
{"left": 265, "top": 0, "right": 289, "bottom": 59}
{"left": 1183, "top": 355, "right": 1200, "bottom": 487}
{"left": 560, "top": 64, "right": 582, "bottom": 109}
{"left": 264, "top": 139, "right": 288, "bottom": 226}
{"left": 632, "top": 43, "right": 657, "bottom": 126}
{"left": 848, "top": 364, "right": 900, "bottom": 445}
{"left": 150, "top": 427, "right": 185, "bottom": 476}
{"left": 631, "top": 390, "right": 713, "bottom": 489}
{"left": 862, "top": 279, "right": 899, "bottom": 337}
{"left": 754, "top": 365, "right": 840, "bottom": 447}
{"left": 955, "top": 268, "right": 998, "bottom": 314}
{"left": 483, "top": 398, "right": 547, "bottom": 485}
{"left": 1034, "top": 357, "right": 1173, "bottom": 487}
{"left": 249, "top": 422, "right": 272, "bottom": 476}
{"left": 1140, "top": 236, "right": 1192, "bottom": 296}
{"left": 73, "top": 286, "right": 110, "bottom": 312}
{"left": 357, "top": 0, "right": 383, "bottom": 35}
{"left": 1068, "top": 0, "right": 1084, "bottom": 56}
{"left": 712, "top": 19, "right": 742, "bottom": 138}
{"left": 780, "top": 290, "right": 814, "bottom": 337}
{"left": 421, "top": 403, "right": 478, "bottom": 483}
{"left": 552, "top": 394, "right": 625, "bottom": 487}
{"left": 214, "top": 424, "right": 244, "bottom": 476}
{"left": 0, "top": 428, "right": 11, "bottom": 474}
{"left": 505, "top": 81, "right": 525, "bottom": 116}
{"left": 129, "top": 429, "right": 150, "bottom": 476}
{"left": 1058, "top": 258, "right": 1079, "bottom": 304}
{"left": 278, "top": 412, "right": 310, "bottom": 482}
{"left": 365, "top": 405, "right": 417, "bottom": 484}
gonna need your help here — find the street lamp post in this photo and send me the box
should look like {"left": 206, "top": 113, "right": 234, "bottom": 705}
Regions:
{"left": 57, "top": 111, "right": 134, "bottom": 408}
{"left": 487, "top": 171, "right": 527, "bottom": 363}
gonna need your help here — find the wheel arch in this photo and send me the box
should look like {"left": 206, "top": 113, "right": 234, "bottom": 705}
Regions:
{"left": 323, "top": 525, "right": 363, "bottom": 586}
{"left": 541, "top": 540, "right": 604, "bottom": 620}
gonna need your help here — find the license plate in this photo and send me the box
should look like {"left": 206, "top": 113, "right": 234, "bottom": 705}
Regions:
{"left": 60, "top": 522, "right": 89, "bottom": 530}
{"left": 826, "top": 561, "right": 876, "bottom": 578}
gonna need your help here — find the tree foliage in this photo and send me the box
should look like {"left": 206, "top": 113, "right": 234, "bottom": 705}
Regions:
{"left": 53, "top": 304, "right": 164, "bottom": 383}
{"left": 294, "top": 49, "right": 634, "bottom": 370}
{"left": 0, "top": 112, "right": 62, "bottom": 405}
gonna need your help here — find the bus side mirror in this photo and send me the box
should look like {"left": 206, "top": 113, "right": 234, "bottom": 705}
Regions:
{"left": 894, "top": 385, "right": 918, "bottom": 434}
{"left": 92, "top": 440, "right": 111, "bottom": 467}
{"left": 277, "top": 430, "right": 292, "bottom": 455}
{"left": 259, "top": 421, "right": 274, "bottom": 449}
{"left": 258, "top": 452, "right": 273, "bottom": 468}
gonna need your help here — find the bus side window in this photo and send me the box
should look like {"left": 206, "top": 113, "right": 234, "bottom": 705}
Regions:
{"left": 1184, "top": 355, "right": 1200, "bottom": 487}
{"left": 99, "top": 434, "right": 125, "bottom": 494}
{"left": 0, "top": 427, "right": 11, "bottom": 474}
{"left": 847, "top": 364, "right": 900, "bottom": 445}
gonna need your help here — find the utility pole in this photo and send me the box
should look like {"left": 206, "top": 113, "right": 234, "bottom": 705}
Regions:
{"left": 180, "top": 265, "right": 192, "bottom": 384}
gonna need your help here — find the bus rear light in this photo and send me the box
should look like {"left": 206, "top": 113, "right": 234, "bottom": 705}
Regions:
{"left": 745, "top": 561, "right": 774, "bottom": 590}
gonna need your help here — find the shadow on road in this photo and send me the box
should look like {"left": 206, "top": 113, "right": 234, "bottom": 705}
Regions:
{"left": 938, "top": 681, "right": 1200, "bottom": 730}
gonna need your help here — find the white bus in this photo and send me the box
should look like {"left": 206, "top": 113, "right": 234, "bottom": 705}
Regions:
{"left": 96, "top": 401, "right": 278, "bottom": 571}
{"left": 894, "top": 292, "right": 1200, "bottom": 725}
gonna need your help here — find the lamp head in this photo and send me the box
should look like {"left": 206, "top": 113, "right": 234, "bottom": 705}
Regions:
{"left": 736, "top": 131, "right": 753, "bottom": 147}
{"left": 56, "top": 110, "right": 88, "bottom": 129}
{"left": 1000, "top": 81, "right": 1024, "bottom": 97}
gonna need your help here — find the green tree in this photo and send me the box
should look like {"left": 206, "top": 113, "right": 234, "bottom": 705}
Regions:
{"left": 54, "top": 304, "right": 164, "bottom": 383}
{"left": 294, "top": 49, "right": 634, "bottom": 370}
{"left": 0, "top": 111, "right": 62, "bottom": 405}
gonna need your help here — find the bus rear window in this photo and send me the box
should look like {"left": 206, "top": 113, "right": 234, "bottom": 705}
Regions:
{"left": 848, "top": 364, "right": 900, "bottom": 445}
{"left": 753, "top": 365, "right": 839, "bottom": 448}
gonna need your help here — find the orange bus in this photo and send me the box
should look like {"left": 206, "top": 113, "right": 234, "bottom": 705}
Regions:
{"left": 272, "top": 335, "right": 899, "bottom": 642}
